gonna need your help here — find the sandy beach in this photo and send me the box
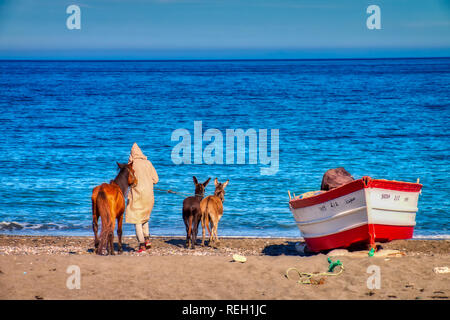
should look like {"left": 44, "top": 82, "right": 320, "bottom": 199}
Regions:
{"left": 0, "top": 235, "right": 449, "bottom": 300}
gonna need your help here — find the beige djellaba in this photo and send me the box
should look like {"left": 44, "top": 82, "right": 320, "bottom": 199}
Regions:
{"left": 125, "top": 143, "right": 159, "bottom": 224}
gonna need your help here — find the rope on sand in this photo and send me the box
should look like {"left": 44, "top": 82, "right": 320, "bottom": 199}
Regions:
{"left": 285, "top": 258, "right": 345, "bottom": 285}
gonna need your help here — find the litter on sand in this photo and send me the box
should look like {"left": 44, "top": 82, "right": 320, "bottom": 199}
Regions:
{"left": 433, "top": 267, "right": 450, "bottom": 274}
{"left": 285, "top": 257, "right": 344, "bottom": 285}
{"left": 232, "top": 254, "right": 247, "bottom": 263}
{"left": 326, "top": 248, "right": 405, "bottom": 258}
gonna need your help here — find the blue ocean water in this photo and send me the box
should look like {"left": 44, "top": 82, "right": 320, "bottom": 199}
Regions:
{"left": 0, "top": 58, "right": 449, "bottom": 238}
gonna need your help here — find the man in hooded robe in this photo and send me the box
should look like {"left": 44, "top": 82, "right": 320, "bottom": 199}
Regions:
{"left": 126, "top": 143, "right": 159, "bottom": 252}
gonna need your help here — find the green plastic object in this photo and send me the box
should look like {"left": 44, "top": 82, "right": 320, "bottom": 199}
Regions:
{"left": 368, "top": 247, "right": 375, "bottom": 257}
{"left": 327, "top": 257, "right": 342, "bottom": 272}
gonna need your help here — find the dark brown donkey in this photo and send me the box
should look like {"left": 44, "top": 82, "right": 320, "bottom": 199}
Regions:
{"left": 182, "top": 176, "right": 211, "bottom": 249}
{"left": 91, "top": 162, "right": 137, "bottom": 255}
{"left": 200, "top": 178, "right": 229, "bottom": 247}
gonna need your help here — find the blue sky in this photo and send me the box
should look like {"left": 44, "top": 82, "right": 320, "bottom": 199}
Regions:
{"left": 0, "top": 0, "right": 449, "bottom": 59}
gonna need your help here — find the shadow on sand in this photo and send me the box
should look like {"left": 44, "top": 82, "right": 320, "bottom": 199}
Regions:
{"left": 86, "top": 242, "right": 136, "bottom": 254}
{"left": 261, "top": 241, "right": 310, "bottom": 256}
{"left": 165, "top": 238, "right": 186, "bottom": 248}
{"left": 164, "top": 238, "right": 216, "bottom": 249}
{"left": 261, "top": 240, "right": 374, "bottom": 257}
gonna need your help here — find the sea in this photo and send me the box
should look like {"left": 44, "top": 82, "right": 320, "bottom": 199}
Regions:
{"left": 0, "top": 58, "right": 449, "bottom": 239}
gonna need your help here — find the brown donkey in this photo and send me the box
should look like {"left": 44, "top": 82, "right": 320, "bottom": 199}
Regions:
{"left": 200, "top": 178, "right": 229, "bottom": 247}
{"left": 91, "top": 162, "right": 137, "bottom": 255}
{"left": 182, "top": 176, "right": 211, "bottom": 249}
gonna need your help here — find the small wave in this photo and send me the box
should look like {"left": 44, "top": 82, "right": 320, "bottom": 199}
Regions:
{"left": 0, "top": 221, "right": 86, "bottom": 232}
{"left": 413, "top": 234, "right": 450, "bottom": 240}
{"left": 0, "top": 221, "right": 25, "bottom": 231}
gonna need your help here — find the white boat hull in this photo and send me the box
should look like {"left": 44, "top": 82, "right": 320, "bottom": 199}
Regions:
{"left": 289, "top": 177, "right": 422, "bottom": 251}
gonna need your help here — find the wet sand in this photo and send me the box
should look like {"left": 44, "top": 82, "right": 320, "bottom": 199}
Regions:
{"left": 0, "top": 235, "right": 449, "bottom": 300}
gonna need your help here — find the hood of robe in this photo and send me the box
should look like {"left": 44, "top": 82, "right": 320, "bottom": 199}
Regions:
{"left": 129, "top": 143, "right": 147, "bottom": 162}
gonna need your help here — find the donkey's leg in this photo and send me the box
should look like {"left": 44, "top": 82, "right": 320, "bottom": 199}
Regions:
{"left": 208, "top": 219, "right": 214, "bottom": 245}
{"left": 108, "top": 232, "right": 114, "bottom": 256}
{"left": 212, "top": 223, "right": 217, "bottom": 245}
{"left": 109, "top": 232, "right": 114, "bottom": 255}
{"left": 205, "top": 214, "right": 213, "bottom": 246}
{"left": 182, "top": 211, "right": 188, "bottom": 247}
{"left": 215, "top": 225, "right": 220, "bottom": 245}
{"left": 92, "top": 212, "right": 99, "bottom": 252}
{"left": 201, "top": 213, "right": 206, "bottom": 246}
{"left": 117, "top": 215, "right": 123, "bottom": 254}
{"left": 186, "top": 215, "right": 193, "bottom": 249}
{"left": 215, "top": 216, "right": 222, "bottom": 244}
{"left": 191, "top": 215, "right": 201, "bottom": 249}
{"left": 109, "top": 220, "right": 116, "bottom": 255}
{"left": 212, "top": 221, "right": 220, "bottom": 247}
{"left": 184, "top": 216, "right": 190, "bottom": 248}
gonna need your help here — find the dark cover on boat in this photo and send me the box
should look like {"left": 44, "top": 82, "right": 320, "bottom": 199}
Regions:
{"left": 320, "top": 167, "right": 354, "bottom": 191}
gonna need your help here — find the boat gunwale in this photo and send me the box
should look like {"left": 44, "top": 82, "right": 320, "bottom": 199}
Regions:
{"left": 289, "top": 177, "right": 422, "bottom": 210}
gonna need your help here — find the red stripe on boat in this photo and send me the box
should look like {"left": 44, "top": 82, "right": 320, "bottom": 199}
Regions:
{"left": 304, "top": 224, "right": 414, "bottom": 252}
{"left": 368, "top": 179, "right": 422, "bottom": 192}
{"left": 304, "top": 224, "right": 370, "bottom": 252}
{"left": 289, "top": 177, "right": 422, "bottom": 209}
{"left": 370, "top": 224, "right": 414, "bottom": 242}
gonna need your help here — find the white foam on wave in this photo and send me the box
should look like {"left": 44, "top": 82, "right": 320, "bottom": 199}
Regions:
{"left": 1, "top": 221, "right": 449, "bottom": 240}
{"left": 0, "top": 221, "right": 87, "bottom": 232}
{"left": 0, "top": 221, "right": 26, "bottom": 231}
{"left": 413, "top": 234, "right": 450, "bottom": 240}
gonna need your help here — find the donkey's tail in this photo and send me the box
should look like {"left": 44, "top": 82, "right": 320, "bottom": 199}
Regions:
{"left": 96, "top": 190, "right": 113, "bottom": 255}
{"left": 201, "top": 198, "right": 211, "bottom": 236}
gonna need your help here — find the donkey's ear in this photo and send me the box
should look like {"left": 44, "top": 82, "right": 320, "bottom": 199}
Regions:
{"left": 193, "top": 176, "right": 199, "bottom": 185}
{"left": 214, "top": 178, "right": 219, "bottom": 187}
{"left": 203, "top": 177, "right": 211, "bottom": 187}
{"left": 117, "top": 162, "right": 124, "bottom": 169}
{"left": 223, "top": 180, "right": 229, "bottom": 188}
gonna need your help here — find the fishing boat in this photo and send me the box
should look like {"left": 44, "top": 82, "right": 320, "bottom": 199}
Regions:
{"left": 288, "top": 177, "right": 422, "bottom": 252}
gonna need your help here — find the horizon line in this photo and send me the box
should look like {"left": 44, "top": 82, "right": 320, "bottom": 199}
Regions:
{"left": 1, "top": 56, "right": 449, "bottom": 62}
